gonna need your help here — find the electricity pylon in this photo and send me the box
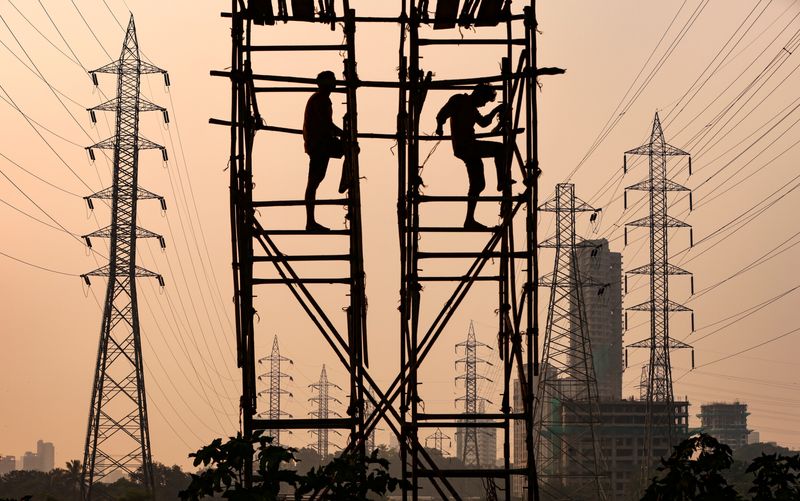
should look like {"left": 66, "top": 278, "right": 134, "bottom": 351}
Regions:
{"left": 623, "top": 112, "right": 694, "bottom": 473}
{"left": 257, "top": 335, "right": 293, "bottom": 445}
{"left": 309, "top": 365, "right": 342, "bottom": 458}
{"left": 536, "top": 183, "right": 608, "bottom": 500}
{"left": 364, "top": 399, "right": 377, "bottom": 453}
{"left": 455, "top": 321, "right": 492, "bottom": 466}
{"left": 425, "top": 428, "right": 452, "bottom": 457}
{"left": 79, "top": 15, "right": 169, "bottom": 500}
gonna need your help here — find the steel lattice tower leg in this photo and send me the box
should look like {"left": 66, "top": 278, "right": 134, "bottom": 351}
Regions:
{"left": 623, "top": 113, "right": 694, "bottom": 477}
{"left": 309, "top": 365, "right": 342, "bottom": 458}
{"left": 536, "top": 183, "right": 608, "bottom": 500}
{"left": 257, "top": 336, "right": 293, "bottom": 445}
{"left": 455, "top": 321, "right": 492, "bottom": 466}
{"left": 79, "top": 15, "right": 169, "bottom": 501}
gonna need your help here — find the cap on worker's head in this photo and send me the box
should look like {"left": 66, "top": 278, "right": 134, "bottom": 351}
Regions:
{"left": 316, "top": 70, "right": 337, "bottom": 87}
{"left": 473, "top": 83, "right": 497, "bottom": 102}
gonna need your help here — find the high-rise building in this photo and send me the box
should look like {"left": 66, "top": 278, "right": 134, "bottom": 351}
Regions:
{"left": 21, "top": 451, "right": 39, "bottom": 471}
{"left": 698, "top": 402, "right": 750, "bottom": 451}
{"left": 0, "top": 456, "right": 15, "bottom": 475}
{"left": 18, "top": 441, "right": 55, "bottom": 472}
{"left": 572, "top": 239, "right": 623, "bottom": 401}
{"left": 36, "top": 440, "right": 54, "bottom": 472}
{"left": 596, "top": 399, "right": 689, "bottom": 498}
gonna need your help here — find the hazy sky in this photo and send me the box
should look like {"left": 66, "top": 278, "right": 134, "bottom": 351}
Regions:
{"left": 0, "top": 0, "right": 799, "bottom": 470}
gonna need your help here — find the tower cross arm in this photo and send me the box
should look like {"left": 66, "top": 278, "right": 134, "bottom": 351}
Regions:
{"left": 627, "top": 299, "right": 692, "bottom": 312}
{"left": 625, "top": 142, "right": 689, "bottom": 157}
{"left": 139, "top": 60, "right": 167, "bottom": 76}
{"left": 626, "top": 215, "right": 690, "bottom": 228}
{"left": 88, "top": 99, "right": 118, "bottom": 113}
{"left": 87, "top": 137, "right": 116, "bottom": 151}
{"left": 539, "top": 235, "right": 599, "bottom": 248}
{"left": 626, "top": 337, "right": 693, "bottom": 350}
{"left": 81, "top": 265, "right": 164, "bottom": 285}
{"left": 89, "top": 61, "right": 121, "bottom": 76}
{"left": 138, "top": 98, "right": 167, "bottom": 114}
{"left": 626, "top": 263, "right": 692, "bottom": 276}
{"left": 138, "top": 136, "right": 165, "bottom": 151}
{"left": 539, "top": 195, "right": 595, "bottom": 212}
{"left": 625, "top": 179, "right": 690, "bottom": 192}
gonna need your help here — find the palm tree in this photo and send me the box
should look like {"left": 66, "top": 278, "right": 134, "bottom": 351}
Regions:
{"left": 64, "top": 460, "right": 82, "bottom": 501}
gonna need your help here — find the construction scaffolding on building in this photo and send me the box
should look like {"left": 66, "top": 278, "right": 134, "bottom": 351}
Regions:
{"left": 213, "top": 1, "right": 560, "bottom": 499}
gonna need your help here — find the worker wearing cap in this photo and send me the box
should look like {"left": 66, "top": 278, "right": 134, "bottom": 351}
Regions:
{"left": 435, "top": 84, "right": 511, "bottom": 230}
{"left": 303, "top": 70, "right": 344, "bottom": 232}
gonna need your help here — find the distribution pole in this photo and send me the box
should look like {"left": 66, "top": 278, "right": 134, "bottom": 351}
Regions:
{"left": 536, "top": 183, "right": 607, "bottom": 500}
{"left": 623, "top": 112, "right": 694, "bottom": 476}
{"left": 80, "top": 15, "right": 169, "bottom": 500}
{"left": 309, "top": 365, "right": 342, "bottom": 458}
{"left": 257, "top": 335, "right": 293, "bottom": 444}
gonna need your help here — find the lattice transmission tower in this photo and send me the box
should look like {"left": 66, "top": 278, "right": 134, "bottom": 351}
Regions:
{"left": 425, "top": 428, "right": 452, "bottom": 457}
{"left": 623, "top": 112, "right": 694, "bottom": 472}
{"left": 79, "top": 16, "right": 169, "bottom": 500}
{"left": 309, "top": 365, "right": 343, "bottom": 458}
{"left": 535, "top": 183, "right": 607, "bottom": 500}
{"left": 454, "top": 321, "right": 492, "bottom": 466}
{"left": 257, "top": 335, "right": 293, "bottom": 444}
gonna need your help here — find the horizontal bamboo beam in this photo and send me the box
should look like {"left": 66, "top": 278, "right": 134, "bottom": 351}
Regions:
{"left": 245, "top": 44, "right": 346, "bottom": 52}
{"left": 257, "top": 228, "right": 349, "bottom": 235}
{"left": 253, "top": 198, "right": 348, "bottom": 207}
{"left": 418, "top": 412, "right": 526, "bottom": 420}
{"left": 210, "top": 69, "right": 533, "bottom": 89}
{"left": 253, "top": 254, "right": 350, "bottom": 262}
{"left": 417, "top": 276, "right": 501, "bottom": 282}
{"left": 414, "top": 226, "right": 499, "bottom": 233}
{"left": 418, "top": 38, "right": 525, "bottom": 46}
{"left": 220, "top": 12, "right": 527, "bottom": 24}
{"left": 253, "top": 277, "right": 351, "bottom": 285}
{"left": 252, "top": 418, "right": 353, "bottom": 430}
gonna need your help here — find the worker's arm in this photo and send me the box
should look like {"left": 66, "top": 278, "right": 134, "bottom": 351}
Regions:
{"left": 476, "top": 104, "right": 503, "bottom": 128}
{"left": 435, "top": 99, "right": 453, "bottom": 136}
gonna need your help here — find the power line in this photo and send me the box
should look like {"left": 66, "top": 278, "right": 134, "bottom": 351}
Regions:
{"left": 0, "top": 151, "right": 81, "bottom": 197}
{"left": 0, "top": 248, "right": 77, "bottom": 277}
{"left": 692, "top": 325, "right": 800, "bottom": 370}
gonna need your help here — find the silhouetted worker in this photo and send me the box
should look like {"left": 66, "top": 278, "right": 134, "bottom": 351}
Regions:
{"left": 435, "top": 84, "right": 510, "bottom": 229}
{"left": 303, "top": 70, "right": 344, "bottom": 231}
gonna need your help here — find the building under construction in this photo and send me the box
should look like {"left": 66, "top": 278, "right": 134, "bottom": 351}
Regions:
{"left": 697, "top": 402, "right": 750, "bottom": 452}
{"left": 513, "top": 237, "right": 691, "bottom": 500}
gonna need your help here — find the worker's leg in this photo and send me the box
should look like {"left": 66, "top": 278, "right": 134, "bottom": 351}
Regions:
{"left": 462, "top": 155, "right": 487, "bottom": 229}
{"left": 474, "top": 140, "right": 511, "bottom": 191}
{"left": 305, "top": 154, "right": 330, "bottom": 230}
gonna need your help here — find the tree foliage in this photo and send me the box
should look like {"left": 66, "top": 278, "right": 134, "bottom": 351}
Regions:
{"left": 0, "top": 461, "right": 190, "bottom": 501}
{"left": 641, "top": 433, "right": 741, "bottom": 500}
{"left": 747, "top": 453, "right": 800, "bottom": 500}
{"left": 179, "top": 431, "right": 408, "bottom": 501}
{"left": 641, "top": 434, "right": 800, "bottom": 501}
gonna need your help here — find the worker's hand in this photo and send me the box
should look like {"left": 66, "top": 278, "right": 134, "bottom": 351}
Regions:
{"left": 435, "top": 125, "right": 444, "bottom": 137}
{"left": 491, "top": 104, "right": 504, "bottom": 116}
